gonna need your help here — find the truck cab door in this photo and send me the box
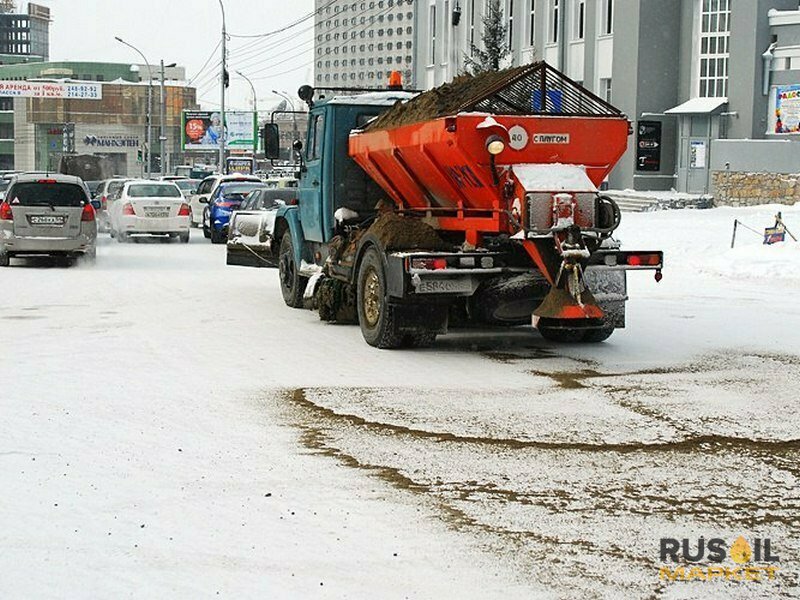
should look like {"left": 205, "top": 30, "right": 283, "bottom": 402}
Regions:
{"left": 298, "top": 110, "right": 326, "bottom": 242}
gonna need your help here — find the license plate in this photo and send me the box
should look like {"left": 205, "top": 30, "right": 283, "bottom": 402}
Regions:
{"left": 29, "top": 214, "right": 66, "bottom": 226}
{"left": 416, "top": 277, "right": 473, "bottom": 294}
{"left": 144, "top": 209, "right": 170, "bottom": 218}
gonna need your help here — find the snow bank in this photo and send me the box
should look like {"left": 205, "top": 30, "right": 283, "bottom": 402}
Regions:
{"left": 618, "top": 204, "right": 800, "bottom": 282}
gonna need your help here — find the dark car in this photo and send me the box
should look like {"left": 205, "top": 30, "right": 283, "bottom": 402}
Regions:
{"left": 202, "top": 181, "right": 268, "bottom": 244}
{"left": 226, "top": 188, "right": 297, "bottom": 266}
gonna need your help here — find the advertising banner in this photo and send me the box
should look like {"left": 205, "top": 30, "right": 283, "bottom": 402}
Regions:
{"left": 182, "top": 110, "right": 256, "bottom": 151}
{"left": 0, "top": 80, "right": 102, "bottom": 100}
{"left": 772, "top": 84, "right": 800, "bottom": 135}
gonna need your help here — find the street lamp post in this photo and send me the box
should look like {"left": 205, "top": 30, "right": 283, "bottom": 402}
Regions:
{"left": 272, "top": 89, "right": 298, "bottom": 143}
{"left": 115, "top": 36, "right": 153, "bottom": 179}
{"left": 218, "top": 0, "right": 227, "bottom": 174}
{"left": 160, "top": 60, "right": 177, "bottom": 176}
{"left": 235, "top": 70, "right": 258, "bottom": 156}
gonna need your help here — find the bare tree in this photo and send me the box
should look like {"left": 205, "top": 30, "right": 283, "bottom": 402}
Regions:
{"left": 464, "top": 0, "right": 510, "bottom": 74}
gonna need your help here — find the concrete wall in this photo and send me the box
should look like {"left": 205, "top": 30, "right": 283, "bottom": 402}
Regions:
{"left": 729, "top": 0, "right": 797, "bottom": 140}
{"left": 610, "top": 0, "right": 683, "bottom": 191}
{"left": 711, "top": 138, "right": 800, "bottom": 172}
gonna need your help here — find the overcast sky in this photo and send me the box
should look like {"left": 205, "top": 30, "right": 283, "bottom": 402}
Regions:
{"left": 43, "top": 0, "right": 314, "bottom": 112}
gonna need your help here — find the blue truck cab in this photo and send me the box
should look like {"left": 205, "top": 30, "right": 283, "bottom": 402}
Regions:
{"left": 266, "top": 89, "right": 415, "bottom": 307}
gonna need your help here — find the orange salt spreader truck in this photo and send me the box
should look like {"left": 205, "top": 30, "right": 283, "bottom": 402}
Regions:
{"left": 262, "top": 62, "right": 663, "bottom": 348}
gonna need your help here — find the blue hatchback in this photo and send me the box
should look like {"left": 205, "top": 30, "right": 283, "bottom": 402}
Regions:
{"left": 203, "top": 182, "right": 267, "bottom": 244}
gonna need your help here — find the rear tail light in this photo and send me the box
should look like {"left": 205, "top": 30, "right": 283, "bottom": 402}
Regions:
{"left": 178, "top": 203, "right": 191, "bottom": 216}
{"left": 626, "top": 253, "right": 661, "bottom": 267}
{"left": 217, "top": 201, "right": 237, "bottom": 209}
{"left": 81, "top": 203, "right": 96, "bottom": 222}
{"left": 122, "top": 203, "right": 135, "bottom": 216}
{"left": 0, "top": 201, "right": 12, "bottom": 221}
{"left": 410, "top": 258, "right": 449, "bottom": 270}
{"left": 37, "top": 179, "right": 57, "bottom": 184}
{"left": 101, "top": 195, "right": 108, "bottom": 210}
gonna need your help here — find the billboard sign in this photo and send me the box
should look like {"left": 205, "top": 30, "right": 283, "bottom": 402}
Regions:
{"left": 182, "top": 110, "right": 256, "bottom": 151}
{"left": 226, "top": 156, "right": 254, "bottom": 175}
{"left": 771, "top": 84, "right": 800, "bottom": 135}
{"left": 0, "top": 80, "right": 102, "bottom": 100}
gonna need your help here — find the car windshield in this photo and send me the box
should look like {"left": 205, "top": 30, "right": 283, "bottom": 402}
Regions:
{"left": 219, "top": 183, "right": 265, "bottom": 198}
{"left": 127, "top": 183, "right": 182, "bottom": 198}
{"left": 174, "top": 180, "right": 197, "bottom": 192}
{"left": 7, "top": 182, "right": 86, "bottom": 207}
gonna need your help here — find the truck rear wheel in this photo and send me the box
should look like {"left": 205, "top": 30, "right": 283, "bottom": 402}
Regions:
{"left": 357, "top": 246, "right": 404, "bottom": 349}
{"left": 279, "top": 232, "right": 307, "bottom": 308}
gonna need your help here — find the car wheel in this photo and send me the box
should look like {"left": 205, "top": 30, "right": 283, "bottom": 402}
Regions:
{"left": 210, "top": 226, "right": 224, "bottom": 244}
{"left": 0, "top": 251, "right": 9, "bottom": 267}
{"left": 179, "top": 231, "right": 190, "bottom": 244}
{"left": 117, "top": 232, "right": 128, "bottom": 243}
{"left": 278, "top": 232, "right": 307, "bottom": 308}
{"left": 202, "top": 210, "right": 211, "bottom": 239}
{"left": 79, "top": 248, "right": 97, "bottom": 265}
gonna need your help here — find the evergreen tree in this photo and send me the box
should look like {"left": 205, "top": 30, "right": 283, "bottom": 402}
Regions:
{"left": 464, "top": 0, "right": 510, "bottom": 74}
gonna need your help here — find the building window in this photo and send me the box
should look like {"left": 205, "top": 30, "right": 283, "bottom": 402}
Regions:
{"left": 528, "top": 0, "right": 535, "bottom": 47}
{"left": 574, "top": 0, "right": 585, "bottom": 40}
{"left": 698, "top": 0, "right": 730, "bottom": 97}
{"left": 508, "top": 0, "right": 514, "bottom": 47}
{"left": 550, "top": 0, "right": 560, "bottom": 43}
{"left": 429, "top": 4, "right": 437, "bottom": 65}
{"left": 599, "top": 0, "right": 613, "bottom": 34}
{"left": 601, "top": 78, "right": 612, "bottom": 103}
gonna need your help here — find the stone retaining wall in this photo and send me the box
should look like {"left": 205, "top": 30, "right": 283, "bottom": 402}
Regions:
{"left": 711, "top": 171, "right": 800, "bottom": 207}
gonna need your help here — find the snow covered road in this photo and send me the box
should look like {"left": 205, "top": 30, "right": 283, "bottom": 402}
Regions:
{"left": 1, "top": 205, "right": 799, "bottom": 598}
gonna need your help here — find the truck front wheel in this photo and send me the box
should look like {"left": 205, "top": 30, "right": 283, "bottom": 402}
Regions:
{"left": 357, "top": 247, "right": 404, "bottom": 349}
{"left": 279, "top": 232, "right": 307, "bottom": 308}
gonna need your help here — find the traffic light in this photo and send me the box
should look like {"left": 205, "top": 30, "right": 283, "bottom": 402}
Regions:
{"left": 223, "top": 69, "right": 230, "bottom": 89}
{"left": 137, "top": 148, "right": 143, "bottom": 163}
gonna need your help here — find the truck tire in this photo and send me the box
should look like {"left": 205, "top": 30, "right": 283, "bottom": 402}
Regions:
{"left": 357, "top": 246, "right": 404, "bottom": 349}
{"left": 279, "top": 232, "right": 307, "bottom": 308}
{"left": 537, "top": 318, "right": 586, "bottom": 343}
{"left": 582, "top": 327, "right": 615, "bottom": 343}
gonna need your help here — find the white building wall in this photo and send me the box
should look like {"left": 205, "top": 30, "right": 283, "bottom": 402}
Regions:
{"left": 414, "top": 0, "right": 614, "bottom": 100}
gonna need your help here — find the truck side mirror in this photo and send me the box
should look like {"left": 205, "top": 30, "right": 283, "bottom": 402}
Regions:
{"left": 262, "top": 124, "right": 281, "bottom": 160}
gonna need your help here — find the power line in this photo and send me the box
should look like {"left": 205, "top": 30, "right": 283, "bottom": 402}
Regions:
{"left": 226, "top": 0, "right": 338, "bottom": 39}
{"left": 187, "top": 39, "right": 222, "bottom": 86}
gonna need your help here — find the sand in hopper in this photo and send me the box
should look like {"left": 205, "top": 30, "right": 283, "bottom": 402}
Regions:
{"left": 366, "top": 64, "right": 530, "bottom": 132}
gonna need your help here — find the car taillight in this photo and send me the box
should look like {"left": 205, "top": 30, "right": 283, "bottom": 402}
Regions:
{"left": 122, "top": 203, "right": 135, "bottom": 216}
{"left": 101, "top": 195, "right": 108, "bottom": 209}
{"left": 178, "top": 203, "right": 191, "bottom": 216}
{"left": 81, "top": 203, "right": 96, "bottom": 222}
{"left": 217, "top": 201, "right": 238, "bottom": 209}
{"left": 627, "top": 253, "right": 661, "bottom": 267}
{"left": 0, "top": 201, "right": 12, "bottom": 221}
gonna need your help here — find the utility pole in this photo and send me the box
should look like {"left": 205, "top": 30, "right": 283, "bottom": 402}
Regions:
{"left": 218, "top": 0, "right": 227, "bottom": 174}
{"left": 236, "top": 70, "right": 257, "bottom": 155}
{"left": 160, "top": 61, "right": 177, "bottom": 176}
{"left": 115, "top": 36, "right": 153, "bottom": 179}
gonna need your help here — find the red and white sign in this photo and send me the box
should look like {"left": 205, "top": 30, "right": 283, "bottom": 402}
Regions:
{"left": 0, "top": 80, "right": 102, "bottom": 100}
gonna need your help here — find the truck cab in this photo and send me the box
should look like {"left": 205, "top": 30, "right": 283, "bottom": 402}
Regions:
{"left": 264, "top": 89, "right": 415, "bottom": 303}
